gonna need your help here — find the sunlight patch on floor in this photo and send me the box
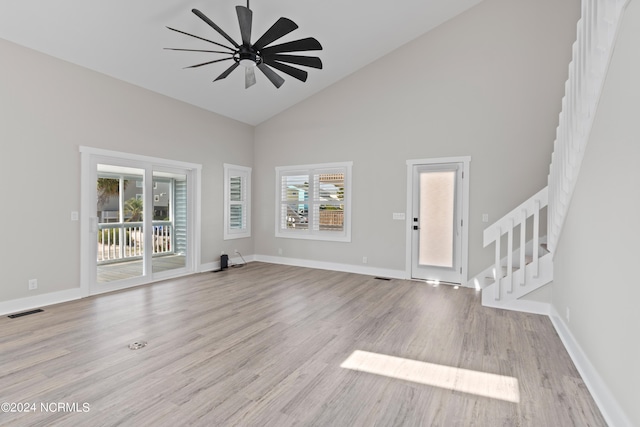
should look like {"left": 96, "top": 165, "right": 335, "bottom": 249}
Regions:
{"left": 341, "top": 350, "right": 520, "bottom": 403}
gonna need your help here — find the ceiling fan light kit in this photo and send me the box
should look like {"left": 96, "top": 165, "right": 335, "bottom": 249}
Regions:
{"left": 166, "top": 1, "right": 323, "bottom": 89}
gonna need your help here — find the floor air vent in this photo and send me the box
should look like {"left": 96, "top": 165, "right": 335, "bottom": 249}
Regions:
{"left": 8, "top": 309, "right": 44, "bottom": 319}
{"left": 128, "top": 341, "right": 148, "bottom": 350}
{"left": 374, "top": 277, "right": 392, "bottom": 281}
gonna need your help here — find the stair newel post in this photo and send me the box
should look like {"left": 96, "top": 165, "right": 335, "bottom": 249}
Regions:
{"left": 494, "top": 226, "right": 501, "bottom": 301}
{"left": 506, "top": 219, "right": 513, "bottom": 294}
{"left": 520, "top": 208, "right": 527, "bottom": 286}
{"left": 533, "top": 199, "right": 540, "bottom": 278}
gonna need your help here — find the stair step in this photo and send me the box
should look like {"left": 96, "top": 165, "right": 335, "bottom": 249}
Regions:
{"left": 478, "top": 242, "right": 551, "bottom": 292}
{"left": 487, "top": 254, "right": 546, "bottom": 282}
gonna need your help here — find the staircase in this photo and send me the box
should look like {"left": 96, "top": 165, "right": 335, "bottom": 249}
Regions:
{"left": 476, "top": 0, "right": 630, "bottom": 309}
{"left": 478, "top": 187, "right": 553, "bottom": 308}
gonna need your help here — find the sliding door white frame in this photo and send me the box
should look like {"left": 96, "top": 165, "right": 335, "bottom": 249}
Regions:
{"left": 80, "top": 146, "right": 202, "bottom": 296}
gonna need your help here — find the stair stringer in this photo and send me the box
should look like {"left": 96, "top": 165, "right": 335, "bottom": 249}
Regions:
{"left": 481, "top": 252, "right": 553, "bottom": 308}
{"left": 547, "top": 0, "right": 631, "bottom": 254}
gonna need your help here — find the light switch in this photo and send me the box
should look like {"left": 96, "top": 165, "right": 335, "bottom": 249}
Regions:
{"left": 71, "top": 211, "right": 79, "bottom": 221}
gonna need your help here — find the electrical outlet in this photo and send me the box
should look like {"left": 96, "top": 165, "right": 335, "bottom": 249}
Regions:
{"left": 482, "top": 214, "right": 489, "bottom": 223}
{"left": 566, "top": 307, "right": 570, "bottom": 323}
{"left": 28, "top": 279, "right": 38, "bottom": 290}
{"left": 221, "top": 250, "right": 225, "bottom": 255}
{"left": 234, "top": 249, "right": 239, "bottom": 254}
{"left": 362, "top": 256, "right": 368, "bottom": 264}
{"left": 278, "top": 248, "right": 283, "bottom": 255}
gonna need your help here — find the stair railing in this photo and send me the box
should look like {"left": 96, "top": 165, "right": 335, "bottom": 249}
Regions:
{"left": 547, "top": 0, "right": 630, "bottom": 253}
{"left": 483, "top": 187, "right": 548, "bottom": 301}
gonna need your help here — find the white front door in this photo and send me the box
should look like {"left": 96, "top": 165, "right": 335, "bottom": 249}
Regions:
{"left": 411, "top": 162, "right": 464, "bottom": 284}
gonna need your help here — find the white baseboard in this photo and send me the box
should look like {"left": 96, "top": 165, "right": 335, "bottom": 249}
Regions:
{"left": 0, "top": 287, "right": 85, "bottom": 317}
{"left": 253, "top": 254, "right": 406, "bottom": 279}
{"left": 1, "top": 255, "right": 254, "bottom": 316}
{"left": 480, "top": 294, "right": 632, "bottom": 425}
{"left": 481, "top": 294, "right": 550, "bottom": 315}
{"left": 549, "top": 305, "right": 633, "bottom": 427}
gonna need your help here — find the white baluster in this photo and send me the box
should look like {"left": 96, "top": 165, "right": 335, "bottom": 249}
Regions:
{"left": 506, "top": 220, "right": 513, "bottom": 294}
{"left": 98, "top": 230, "right": 103, "bottom": 262}
{"left": 533, "top": 200, "right": 540, "bottom": 278}
{"left": 494, "top": 227, "right": 501, "bottom": 301}
{"left": 118, "top": 226, "right": 123, "bottom": 260}
{"left": 520, "top": 209, "right": 527, "bottom": 286}
{"left": 131, "top": 226, "right": 135, "bottom": 257}
{"left": 107, "top": 229, "right": 112, "bottom": 260}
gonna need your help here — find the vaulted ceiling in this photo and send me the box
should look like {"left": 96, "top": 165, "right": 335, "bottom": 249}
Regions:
{"left": 0, "top": 0, "right": 482, "bottom": 125}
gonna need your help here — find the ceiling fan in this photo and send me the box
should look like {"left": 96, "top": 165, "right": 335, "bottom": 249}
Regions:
{"left": 166, "top": 1, "right": 323, "bottom": 89}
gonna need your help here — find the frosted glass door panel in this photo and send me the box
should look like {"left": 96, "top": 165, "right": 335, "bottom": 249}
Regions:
{"left": 411, "top": 163, "right": 463, "bottom": 284}
{"left": 418, "top": 171, "right": 455, "bottom": 268}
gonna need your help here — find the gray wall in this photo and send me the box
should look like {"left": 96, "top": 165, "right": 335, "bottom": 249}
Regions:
{"left": 254, "top": 0, "right": 580, "bottom": 278}
{"left": 552, "top": 1, "right": 640, "bottom": 424}
{"left": 0, "top": 38, "right": 254, "bottom": 302}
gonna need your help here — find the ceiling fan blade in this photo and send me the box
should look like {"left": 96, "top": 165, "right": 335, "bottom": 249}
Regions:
{"left": 253, "top": 17, "right": 298, "bottom": 50}
{"left": 185, "top": 57, "right": 234, "bottom": 69}
{"left": 215, "top": 62, "right": 240, "bottom": 81}
{"left": 192, "top": 9, "right": 240, "bottom": 49}
{"left": 262, "top": 58, "right": 308, "bottom": 82}
{"left": 257, "top": 63, "right": 285, "bottom": 88}
{"left": 262, "top": 54, "right": 322, "bottom": 69}
{"left": 164, "top": 48, "right": 234, "bottom": 55}
{"left": 166, "top": 26, "right": 235, "bottom": 51}
{"left": 260, "top": 37, "right": 323, "bottom": 55}
{"left": 245, "top": 67, "right": 257, "bottom": 88}
{"left": 236, "top": 6, "right": 253, "bottom": 46}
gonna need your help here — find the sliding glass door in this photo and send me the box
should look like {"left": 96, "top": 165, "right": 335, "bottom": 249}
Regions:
{"left": 96, "top": 164, "right": 146, "bottom": 284}
{"left": 81, "top": 147, "right": 200, "bottom": 295}
{"left": 151, "top": 169, "right": 188, "bottom": 277}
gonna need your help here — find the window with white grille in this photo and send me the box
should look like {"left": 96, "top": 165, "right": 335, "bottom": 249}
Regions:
{"left": 224, "top": 164, "right": 251, "bottom": 239}
{"left": 275, "top": 162, "right": 352, "bottom": 242}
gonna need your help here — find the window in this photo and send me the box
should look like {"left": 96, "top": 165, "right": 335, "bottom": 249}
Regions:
{"left": 224, "top": 164, "right": 251, "bottom": 240}
{"left": 276, "top": 162, "right": 352, "bottom": 242}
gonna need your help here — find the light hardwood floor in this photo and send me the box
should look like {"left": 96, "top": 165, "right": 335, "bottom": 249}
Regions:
{"left": 0, "top": 263, "right": 606, "bottom": 426}
{"left": 97, "top": 254, "right": 186, "bottom": 283}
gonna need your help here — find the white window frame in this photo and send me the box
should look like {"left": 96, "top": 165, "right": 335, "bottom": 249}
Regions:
{"left": 224, "top": 164, "right": 251, "bottom": 240}
{"left": 275, "top": 161, "right": 352, "bottom": 242}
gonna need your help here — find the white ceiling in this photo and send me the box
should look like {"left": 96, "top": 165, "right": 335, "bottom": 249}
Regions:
{"left": 0, "top": 0, "right": 482, "bottom": 125}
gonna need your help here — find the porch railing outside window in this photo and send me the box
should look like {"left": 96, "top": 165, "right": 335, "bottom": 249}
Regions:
{"left": 97, "top": 221, "right": 173, "bottom": 263}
